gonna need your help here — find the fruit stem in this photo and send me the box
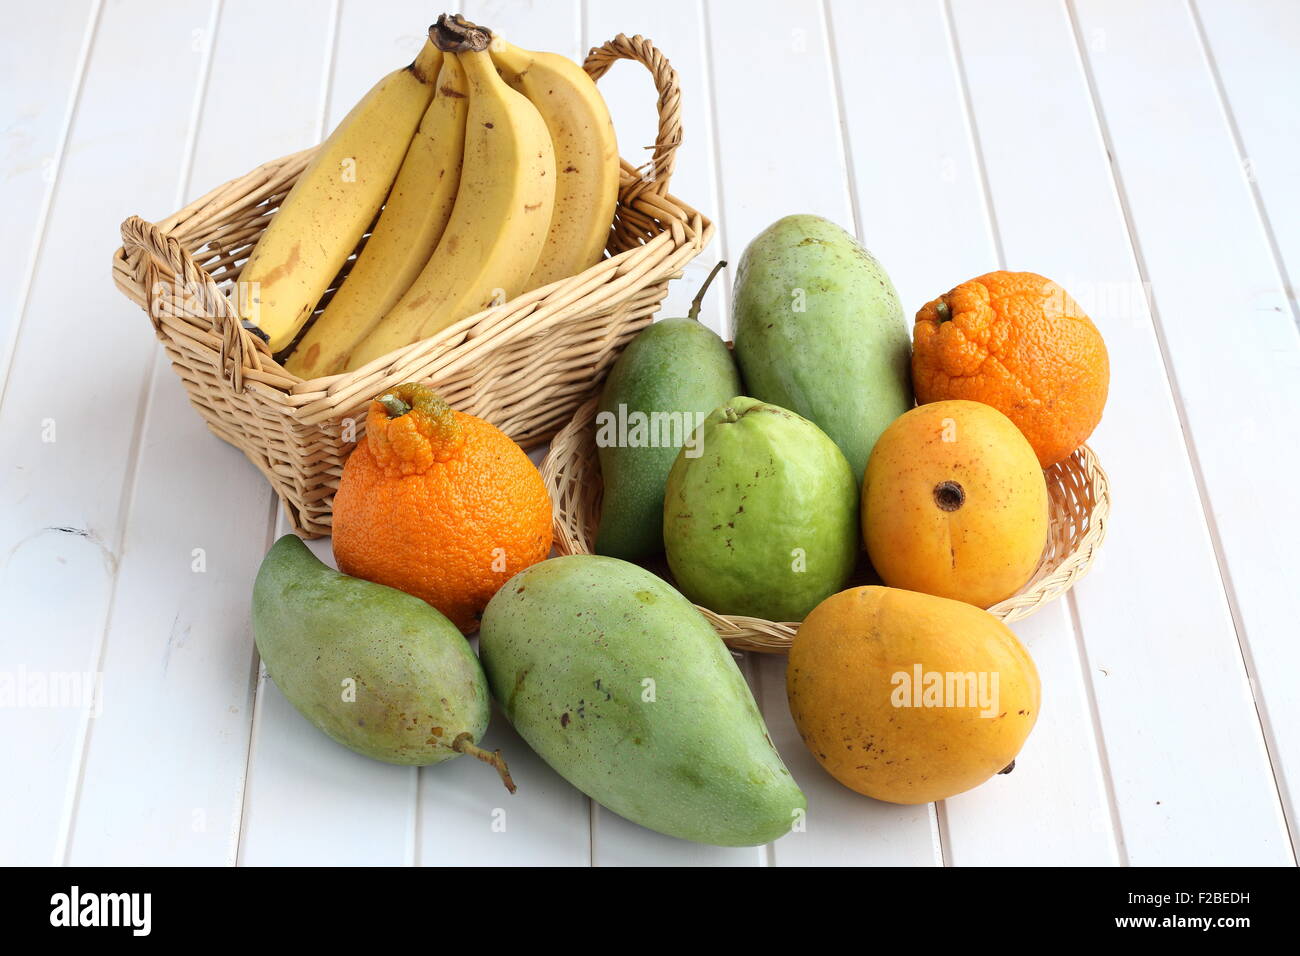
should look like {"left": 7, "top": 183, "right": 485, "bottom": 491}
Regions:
{"left": 935, "top": 300, "right": 952, "bottom": 323}
{"left": 687, "top": 260, "right": 728, "bottom": 322}
{"left": 431, "top": 13, "right": 491, "bottom": 53}
{"left": 377, "top": 394, "right": 411, "bottom": 419}
{"left": 453, "top": 732, "right": 517, "bottom": 794}
{"left": 999, "top": 760, "right": 1016, "bottom": 775}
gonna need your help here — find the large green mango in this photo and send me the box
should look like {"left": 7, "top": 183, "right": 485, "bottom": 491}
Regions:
{"left": 252, "top": 534, "right": 491, "bottom": 767}
{"left": 479, "top": 555, "right": 805, "bottom": 846}
{"left": 732, "top": 214, "right": 913, "bottom": 481}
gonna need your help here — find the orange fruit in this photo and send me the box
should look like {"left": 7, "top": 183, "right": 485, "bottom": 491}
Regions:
{"left": 332, "top": 383, "right": 552, "bottom": 633}
{"left": 911, "top": 271, "right": 1109, "bottom": 467}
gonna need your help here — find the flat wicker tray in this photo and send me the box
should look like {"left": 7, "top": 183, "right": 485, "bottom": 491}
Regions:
{"left": 542, "top": 396, "right": 1111, "bottom": 652}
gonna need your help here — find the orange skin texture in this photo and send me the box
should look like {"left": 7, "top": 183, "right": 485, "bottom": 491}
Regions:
{"left": 332, "top": 384, "right": 552, "bottom": 634}
{"left": 787, "top": 586, "right": 1040, "bottom": 804}
{"left": 862, "top": 400, "right": 1048, "bottom": 609}
{"left": 912, "top": 271, "right": 1109, "bottom": 467}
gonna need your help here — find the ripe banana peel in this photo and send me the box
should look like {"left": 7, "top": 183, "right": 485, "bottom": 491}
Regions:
{"left": 286, "top": 54, "right": 470, "bottom": 379}
{"left": 489, "top": 38, "right": 620, "bottom": 291}
{"left": 237, "top": 39, "right": 443, "bottom": 352}
{"left": 347, "top": 22, "right": 556, "bottom": 371}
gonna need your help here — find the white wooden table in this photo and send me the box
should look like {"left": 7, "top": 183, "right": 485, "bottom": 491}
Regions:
{"left": 3, "top": 0, "right": 1298, "bottom": 867}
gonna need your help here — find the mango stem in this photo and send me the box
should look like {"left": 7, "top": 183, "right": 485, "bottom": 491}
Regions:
{"left": 687, "top": 260, "right": 728, "bottom": 322}
{"left": 453, "top": 732, "right": 517, "bottom": 794}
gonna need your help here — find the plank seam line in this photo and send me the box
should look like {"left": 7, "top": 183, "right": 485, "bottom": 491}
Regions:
{"left": 234, "top": 0, "right": 342, "bottom": 868}
{"left": 933, "top": 800, "right": 951, "bottom": 867}
{"left": 1063, "top": 0, "right": 1297, "bottom": 863}
{"left": 1064, "top": 590, "right": 1128, "bottom": 864}
{"left": 821, "top": 0, "right": 864, "bottom": 244}
{"left": 233, "top": 493, "right": 281, "bottom": 867}
{"left": 942, "top": 0, "right": 1007, "bottom": 272}
{"left": 315, "top": 0, "right": 342, "bottom": 142}
{"left": 577, "top": 0, "right": 587, "bottom": 63}
{"left": 58, "top": 0, "right": 225, "bottom": 866}
{"left": 1050, "top": 3, "right": 1133, "bottom": 868}
{"left": 1187, "top": 0, "right": 1300, "bottom": 334}
{"left": 0, "top": 0, "right": 104, "bottom": 415}
{"left": 697, "top": 0, "right": 733, "bottom": 325}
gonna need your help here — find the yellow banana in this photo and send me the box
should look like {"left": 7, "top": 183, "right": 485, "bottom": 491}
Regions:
{"left": 237, "top": 39, "right": 442, "bottom": 352}
{"left": 286, "top": 54, "right": 469, "bottom": 378}
{"left": 490, "top": 37, "right": 620, "bottom": 290}
{"left": 347, "top": 24, "right": 555, "bottom": 371}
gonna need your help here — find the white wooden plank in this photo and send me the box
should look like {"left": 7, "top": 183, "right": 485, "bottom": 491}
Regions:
{"left": 65, "top": 0, "right": 333, "bottom": 866}
{"left": 1193, "top": 0, "right": 1300, "bottom": 320}
{"left": 1073, "top": 0, "right": 1300, "bottom": 857}
{"left": 949, "top": 0, "right": 1292, "bottom": 864}
{"left": 705, "top": 0, "right": 940, "bottom": 866}
{"left": 586, "top": 0, "right": 728, "bottom": 334}
{"left": 826, "top": 0, "right": 1118, "bottom": 865}
{"left": 0, "top": 0, "right": 97, "bottom": 390}
{"left": 0, "top": 0, "right": 215, "bottom": 867}
{"left": 236, "top": 0, "right": 435, "bottom": 867}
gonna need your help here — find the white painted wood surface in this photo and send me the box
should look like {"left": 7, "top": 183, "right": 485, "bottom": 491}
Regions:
{"left": 1, "top": 0, "right": 1296, "bottom": 866}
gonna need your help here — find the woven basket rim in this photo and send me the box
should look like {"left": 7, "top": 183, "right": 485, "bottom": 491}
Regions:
{"left": 541, "top": 395, "right": 1111, "bottom": 653}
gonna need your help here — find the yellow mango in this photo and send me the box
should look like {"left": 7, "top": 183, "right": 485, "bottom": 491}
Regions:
{"left": 862, "top": 400, "right": 1048, "bottom": 609}
{"left": 787, "top": 586, "right": 1040, "bottom": 804}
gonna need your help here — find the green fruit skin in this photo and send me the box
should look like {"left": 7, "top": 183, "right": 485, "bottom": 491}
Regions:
{"left": 252, "top": 534, "right": 490, "bottom": 765}
{"left": 595, "top": 317, "right": 743, "bottom": 560}
{"left": 479, "top": 555, "right": 805, "bottom": 846}
{"left": 732, "top": 214, "right": 913, "bottom": 482}
{"left": 664, "top": 397, "right": 858, "bottom": 621}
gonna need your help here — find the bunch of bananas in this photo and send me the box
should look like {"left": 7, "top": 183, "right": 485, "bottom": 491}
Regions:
{"left": 236, "top": 14, "right": 619, "bottom": 378}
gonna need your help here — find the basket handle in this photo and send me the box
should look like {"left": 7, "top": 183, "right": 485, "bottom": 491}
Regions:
{"left": 583, "top": 33, "right": 682, "bottom": 202}
{"left": 119, "top": 214, "right": 261, "bottom": 392}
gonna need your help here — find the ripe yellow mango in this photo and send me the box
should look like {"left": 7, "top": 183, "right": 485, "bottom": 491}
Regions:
{"left": 787, "top": 586, "right": 1040, "bottom": 804}
{"left": 862, "top": 400, "right": 1048, "bottom": 609}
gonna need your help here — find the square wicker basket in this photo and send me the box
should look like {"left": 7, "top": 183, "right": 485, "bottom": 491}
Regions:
{"left": 111, "top": 35, "right": 710, "bottom": 537}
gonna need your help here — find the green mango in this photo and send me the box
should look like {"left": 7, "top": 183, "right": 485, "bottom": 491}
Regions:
{"left": 252, "top": 535, "right": 511, "bottom": 786}
{"left": 479, "top": 555, "right": 805, "bottom": 846}
{"left": 664, "top": 397, "right": 858, "bottom": 621}
{"left": 595, "top": 262, "right": 743, "bottom": 560}
{"left": 732, "top": 214, "right": 913, "bottom": 482}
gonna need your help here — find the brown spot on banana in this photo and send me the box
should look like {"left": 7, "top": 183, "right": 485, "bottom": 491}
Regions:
{"left": 259, "top": 242, "right": 301, "bottom": 287}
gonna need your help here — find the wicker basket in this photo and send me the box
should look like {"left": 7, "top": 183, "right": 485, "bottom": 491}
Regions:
{"left": 542, "top": 396, "right": 1111, "bottom": 652}
{"left": 111, "top": 35, "right": 710, "bottom": 538}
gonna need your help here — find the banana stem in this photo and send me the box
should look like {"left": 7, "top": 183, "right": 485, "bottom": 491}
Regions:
{"left": 453, "top": 732, "right": 517, "bottom": 794}
{"left": 431, "top": 13, "right": 491, "bottom": 53}
{"left": 688, "top": 260, "right": 728, "bottom": 322}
